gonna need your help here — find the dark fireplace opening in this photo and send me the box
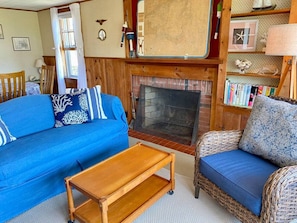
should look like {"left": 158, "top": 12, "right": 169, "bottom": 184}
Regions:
{"left": 133, "top": 85, "right": 201, "bottom": 145}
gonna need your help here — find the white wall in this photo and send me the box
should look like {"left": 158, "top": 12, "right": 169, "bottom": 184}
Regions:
{"left": 0, "top": 9, "right": 44, "bottom": 80}
{"left": 38, "top": 0, "right": 126, "bottom": 58}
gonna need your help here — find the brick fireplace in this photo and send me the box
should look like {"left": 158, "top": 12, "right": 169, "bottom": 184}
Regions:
{"left": 125, "top": 58, "right": 219, "bottom": 155}
{"left": 129, "top": 75, "right": 212, "bottom": 155}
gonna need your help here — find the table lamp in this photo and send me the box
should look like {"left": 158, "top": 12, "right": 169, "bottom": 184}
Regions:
{"left": 35, "top": 58, "right": 46, "bottom": 74}
{"left": 265, "top": 23, "right": 297, "bottom": 99}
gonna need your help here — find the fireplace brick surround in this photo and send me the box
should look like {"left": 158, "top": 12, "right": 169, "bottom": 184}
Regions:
{"left": 129, "top": 76, "right": 212, "bottom": 155}
{"left": 125, "top": 59, "right": 219, "bottom": 156}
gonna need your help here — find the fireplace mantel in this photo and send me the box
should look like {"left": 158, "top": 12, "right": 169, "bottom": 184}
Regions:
{"left": 124, "top": 58, "right": 223, "bottom": 67}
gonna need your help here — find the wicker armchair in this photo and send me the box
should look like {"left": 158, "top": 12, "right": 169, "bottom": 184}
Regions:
{"left": 194, "top": 130, "right": 297, "bottom": 223}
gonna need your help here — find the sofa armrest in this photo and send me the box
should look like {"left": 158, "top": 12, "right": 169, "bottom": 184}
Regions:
{"left": 101, "top": 93, "right": 127, "bottom": 125}
{"left": 261, "top": 165, "right": 297, "bottom": 223}
{"left": 196, "top": 130, "right": 243, "bottom": 158}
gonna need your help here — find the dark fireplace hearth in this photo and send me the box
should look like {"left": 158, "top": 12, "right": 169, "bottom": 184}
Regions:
{"left": 133, "top": 85, "right": 201, "bottom": 145}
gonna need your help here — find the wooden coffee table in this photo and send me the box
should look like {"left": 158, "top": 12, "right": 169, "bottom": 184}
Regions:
{"left": 65, "top": 142, "right": 175, "bottom": 223}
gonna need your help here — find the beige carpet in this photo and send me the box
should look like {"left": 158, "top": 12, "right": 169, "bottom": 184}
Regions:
{"left": 7, "top": 169, "right": 241, "bottom": 223}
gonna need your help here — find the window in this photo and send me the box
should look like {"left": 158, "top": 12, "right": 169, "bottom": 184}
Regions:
{"left": 59, "top": 12, "right": 78, "bottom": 78}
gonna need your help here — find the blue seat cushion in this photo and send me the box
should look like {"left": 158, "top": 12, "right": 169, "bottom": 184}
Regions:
{"left": 200, "top": 149, "right": 279, "bottom": 216}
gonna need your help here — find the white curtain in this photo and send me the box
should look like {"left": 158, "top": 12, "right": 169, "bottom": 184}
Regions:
{"left": 50, "top": 3, "right": 87, "bottom": 93}
{"left": 69, "top": 3, "right": 87, "bottom": 89}
{"left": 50, "top": 8, "right": 66, "bottom": 93}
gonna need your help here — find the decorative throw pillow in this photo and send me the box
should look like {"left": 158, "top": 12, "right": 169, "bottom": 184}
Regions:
{"left": 66, "top": 85, "right": 107, "bottom": 120}
{"left": 0, "top": 116, "right": 16, "bottom": 146}
{"left": 239, "top": 95, "right": 297, "bottom": 167}
{"left": 50, "top": 90, "right": 91, "bottom": 128}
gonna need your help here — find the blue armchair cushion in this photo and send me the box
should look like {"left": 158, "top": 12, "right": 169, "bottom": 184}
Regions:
{"left": 0, "top": 117, "right": 16, "bottom": 146}
{"left": 50, "top": 91, "right": 91, "bottom": 127}
{"left": 67, "top": 85, "right": 107, "bottom": 120}
{"left": 200, "top": 149, "right": 279, "bottom": 216}
{"left": 239, "top": 95, "right": 297, "bottom": 167}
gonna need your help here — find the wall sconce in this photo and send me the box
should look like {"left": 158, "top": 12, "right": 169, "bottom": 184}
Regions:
{"left": 35, "top": 58, "right": 46, "bottom": 74}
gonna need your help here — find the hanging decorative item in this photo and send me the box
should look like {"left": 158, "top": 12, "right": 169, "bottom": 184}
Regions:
{"left": 120, "top": 21, "right": 128, "bottom": 47}
{"left": 126, "top": 29, "right": 135, "bottom": 58}
{"left": 96, "top": 19, "right": 107, "bottom": 41}
{"left": 98, "top": 29, "right": 106, "bottom": 41}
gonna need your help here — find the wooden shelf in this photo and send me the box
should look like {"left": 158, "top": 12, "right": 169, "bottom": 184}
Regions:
{"left": 228, "top": 51, "right": 266, "bottom": 54}
{"left": 231, "top": 8, "right": 290, "bottom": 18}
{"left": 227, "top": 72, "right": 280, "bottom": 79}
{"left": 73, "top": 175, "right": 171, "bottom": 223}
{"left": 223, "top": 103, "right": 252, "bottom": 110}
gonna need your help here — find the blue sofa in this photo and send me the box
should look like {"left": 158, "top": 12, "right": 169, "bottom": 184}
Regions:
{"left": 0, "top": 93, "right": 129, "bottom": 222}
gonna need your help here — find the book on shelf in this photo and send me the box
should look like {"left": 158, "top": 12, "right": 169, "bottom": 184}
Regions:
{"left": 224, "top": 82, "right": 276, "bottom": 108}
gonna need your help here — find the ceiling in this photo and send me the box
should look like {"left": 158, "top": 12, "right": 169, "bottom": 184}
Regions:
{"left": 0, "top": 0, "right": 87, "bottom": 11}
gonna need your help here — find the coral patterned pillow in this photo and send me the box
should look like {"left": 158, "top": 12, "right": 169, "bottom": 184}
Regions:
{"left": 239, "top": 95, "right": 297, "bottom": 167}
{"left": 50, "top": 90, "right": 91, "bottom": 128}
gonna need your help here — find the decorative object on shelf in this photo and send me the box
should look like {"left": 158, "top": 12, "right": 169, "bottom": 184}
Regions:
{"left": 0, "top": 24, "right": 4, "bottom": 39}
{"left": 12, "top": 37, "right": 31, "bottom": 51}
{"left": 228, "top": 20, "right": 259, "bottom": 52}
{"left": 260, "top": 32, "right": 268, "bottom": 52}
{"left": 235, "top": 59, "right": 252, "bottom": 74}
{"left": 252, "top": 0, "right": 276, "bottom": 12}
{"left": 265, "top": 24, "right": 297, "bottom": 99}
{"left": 35, "top": 58, "right": 46, "bottom": 74}
{"left": 256, "top": 64, "right": 279, "bottom": 75}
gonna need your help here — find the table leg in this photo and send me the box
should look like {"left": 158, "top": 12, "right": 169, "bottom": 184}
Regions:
{"left": 65, "top": 177, "right": 75, "bottom": 223}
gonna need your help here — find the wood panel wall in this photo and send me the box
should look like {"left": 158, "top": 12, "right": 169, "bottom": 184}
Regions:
{"left": 43, "top": 56, "right": 221, "bottom": 127}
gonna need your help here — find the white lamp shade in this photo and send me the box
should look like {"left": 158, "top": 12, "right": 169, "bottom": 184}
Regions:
{"left": 35, "top": 58, "right": 46, "bottom": 68}
{"left": 265, "top": 24, "right": 297, "bottom": 56}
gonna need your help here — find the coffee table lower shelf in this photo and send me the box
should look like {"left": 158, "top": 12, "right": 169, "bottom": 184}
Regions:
{"left": 73, "top": 174, "right": 173, "bottom": 223}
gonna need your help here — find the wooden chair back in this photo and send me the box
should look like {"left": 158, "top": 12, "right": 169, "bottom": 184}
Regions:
{"left": 40, "top": 65, "right": 55, "bottom": 94}
{"left": 0, "top": 71, "right": 26, "bottom": 102}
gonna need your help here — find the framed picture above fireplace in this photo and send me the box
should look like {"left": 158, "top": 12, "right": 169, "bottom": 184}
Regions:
{"left": 136, "top": 0, "right": 213, "bottom": 58}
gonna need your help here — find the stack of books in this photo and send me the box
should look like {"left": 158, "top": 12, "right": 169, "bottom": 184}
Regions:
{"left": 224, "top": 80, "right": 277, "bottom": 108}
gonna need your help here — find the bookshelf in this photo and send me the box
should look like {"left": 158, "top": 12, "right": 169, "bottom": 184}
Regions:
{"left": 214, "top": 0, "right": 297, "bottom": 131}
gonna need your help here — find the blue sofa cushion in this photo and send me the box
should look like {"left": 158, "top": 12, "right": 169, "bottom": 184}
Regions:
{"left": 50, "top": 91, "right": 91, "bottom": 127}
{"left": 0, "top": 95, "right": 55, "bottom": 138}
{"left": 0, "top": 117, "right": 16, "bottom": 146}
{"left": 67, "top": 85, "right": 107, "bottom": 120}
{"left": 239, "top": 95, "right": 297, "bottom": 167}
{"left": 200, "top": 149, "right": 279, "bottom": 216}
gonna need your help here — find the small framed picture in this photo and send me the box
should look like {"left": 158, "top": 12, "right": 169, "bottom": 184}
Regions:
{"left": 0, "top": 24, "right": 4, "bottom": 39}
{"left": 12, "top": 37, "right": 31, "bottom": 51}
{"left": 228, "top": 20, "right": 259, "bottom": 52}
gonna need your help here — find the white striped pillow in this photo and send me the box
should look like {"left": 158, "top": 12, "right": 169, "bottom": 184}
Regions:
{"left": 0, "top": 117, "right": 16, "bottom": 146}
{"left": 66, "top": 85, "right": 107, "bottom": 120}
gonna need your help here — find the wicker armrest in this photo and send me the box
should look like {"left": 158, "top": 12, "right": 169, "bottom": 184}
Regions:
{"left": 196, "top": 130, "right": 243, "bottom": 158}
{"left": 261, "top": 165, "right": 297, "bottom": 223}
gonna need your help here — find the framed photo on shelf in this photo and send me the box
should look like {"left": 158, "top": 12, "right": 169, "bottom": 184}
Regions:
{"left": 228, "top": 20, "right": 258, "bottom": 52}
{"left": 0, "top": 24, "right": 4, "bottom": 39}
{"left": 12, "top": 37, "right": 31, "bottom": 51}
